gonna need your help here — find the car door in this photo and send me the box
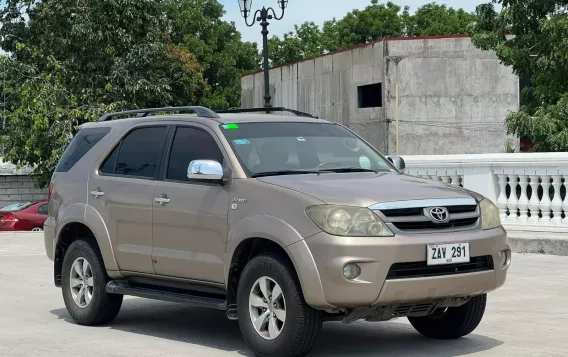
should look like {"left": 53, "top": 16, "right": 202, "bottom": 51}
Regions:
{"left": 152, "top": 124, "right": 230, "bottom": 283}
{"left": 88, "top": 125, "right": 168, "bottom": 274}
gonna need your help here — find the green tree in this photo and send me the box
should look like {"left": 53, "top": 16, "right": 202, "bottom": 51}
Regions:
{"left": 268, "top": 22, "right": 324, "bottom": 66}
{"left": 267, "top": 1, "right": 477, "bottom": 65}
{"left": 471, "top": 0, "right": 568, "bottom": 151}
{"left": 164, "top": 0, "right": 261, "bottom": 109}
{"left": 1, "top": 0, "right": 256, "bottom": 186}
{"left": 325, "top": 1, "right": 405, "bottom": 51}
{"left": 403, "top": 2, "right": 476, "bottom": 37}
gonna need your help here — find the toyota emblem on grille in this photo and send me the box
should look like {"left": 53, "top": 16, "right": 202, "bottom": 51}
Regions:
{"left": 428, "top": 207, "right": 450, "bottom": 223}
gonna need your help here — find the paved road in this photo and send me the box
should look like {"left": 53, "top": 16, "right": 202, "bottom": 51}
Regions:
{"left": 1, "top": 232, "right": 567, "bottom": 357}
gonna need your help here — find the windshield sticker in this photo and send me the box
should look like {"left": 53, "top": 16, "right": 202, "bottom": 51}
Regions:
{"left": 296, "top": 137, "right": 306, "bottom": 142}
{"left": 222, "top": 123, "right": 239, "bottom": 130}
{"left": 359, "top": 156, "right": 371, "bottom": 169}
{"left": 233, "top": 139, "right": 250, "bottom": 145}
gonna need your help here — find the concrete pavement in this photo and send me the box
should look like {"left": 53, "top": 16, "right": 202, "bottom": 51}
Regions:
{"left": 1, "top": 233, "right": 567, "bottom": 357}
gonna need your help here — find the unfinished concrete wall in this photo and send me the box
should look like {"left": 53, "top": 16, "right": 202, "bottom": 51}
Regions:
{"left": 384, "top": 36, "right": 519, "bottom": 155}
{"left": 0, "top": 161, "right": 48, "bottom": 208}
{"left": 241, "top": 35, "right": 519, "bottom": 156}
{"left": 241, "top": 42, "right": 388, "bottom": 153}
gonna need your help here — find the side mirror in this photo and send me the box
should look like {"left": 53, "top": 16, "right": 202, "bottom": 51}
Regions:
{"left": 387, "top": 155, "right": 406, "bottom": 172}
{"left": 187, "top": 160, "right": 224, "bottom": 182}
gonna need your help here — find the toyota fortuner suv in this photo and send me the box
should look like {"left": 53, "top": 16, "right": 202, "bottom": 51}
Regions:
{"left": 44, "top": 106, "right": 510, "bottom": 357}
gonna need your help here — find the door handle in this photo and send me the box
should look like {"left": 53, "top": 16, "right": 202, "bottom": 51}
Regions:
{"left": 154, "top": 194, "right": 171, "bottom": 206}
{"left": 90, "top": 188, "right": 104, "bottom": 198}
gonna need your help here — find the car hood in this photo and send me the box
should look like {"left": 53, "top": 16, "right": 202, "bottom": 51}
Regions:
{"left": 256, "top": 172, "right": 475, "bottom": 207}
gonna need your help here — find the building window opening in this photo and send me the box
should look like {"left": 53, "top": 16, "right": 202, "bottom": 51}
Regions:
{"left": 358, "top": 83, "right": 382, "bottom": 108}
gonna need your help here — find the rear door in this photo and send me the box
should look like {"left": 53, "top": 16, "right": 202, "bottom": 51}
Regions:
{"left": 88, "top": 125, "right": 169, "bottom": 274}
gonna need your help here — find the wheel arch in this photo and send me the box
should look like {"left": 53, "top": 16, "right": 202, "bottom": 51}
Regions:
{"left": 54, "top": 204, "right": 118, "bottom": 287}
{"left": 226, "top": 237, "right": 296, "bottom": 316}
{"left": 224, "top": 215, "right": 328, "bottom": 314}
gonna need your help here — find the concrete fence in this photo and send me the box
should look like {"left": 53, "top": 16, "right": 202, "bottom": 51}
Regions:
{"left": 0, "top": 161, "right": 48, "bottom": 208}
{"left": 404, "top": 152, "right": 568, "bottom": 255}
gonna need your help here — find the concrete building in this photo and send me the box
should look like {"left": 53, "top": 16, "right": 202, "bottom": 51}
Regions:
{"left": 0, "top": 161, "right": 48, "bottom": 208}
{"left": 240, "top": 35, "right": 520, "bottom": 155}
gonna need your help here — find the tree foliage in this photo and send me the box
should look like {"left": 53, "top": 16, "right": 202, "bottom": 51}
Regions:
{"left": 268, "top": 1, "right": 477, "bottom": 66}
{"left": 0, "top": 0, "right": 260, "bottom": 186}
{"left": 470, "top": 0, "right": 568, "bottom": 151}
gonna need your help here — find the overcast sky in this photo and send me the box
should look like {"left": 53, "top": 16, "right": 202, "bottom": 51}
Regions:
{"left": 220, "top": 0, "right": 488, "bottom": 44}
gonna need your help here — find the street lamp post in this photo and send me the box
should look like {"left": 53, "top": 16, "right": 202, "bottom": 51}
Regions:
{"left": 238, "top": 0, "right": 288, "bottom": 111}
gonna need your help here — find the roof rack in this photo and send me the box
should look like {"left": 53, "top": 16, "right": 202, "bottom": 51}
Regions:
{"left": 216, "top": 107, "right": 318, "bottom": 118}
{"left": 98, "top": 106, "right": 220, "bottom": 122}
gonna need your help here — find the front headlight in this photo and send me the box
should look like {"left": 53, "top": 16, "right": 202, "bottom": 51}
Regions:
{"left": 306, "top": 205, "right": 394, "bottom": 237}
{"left": 480, "top": 198, "right": 501, "bottom": 230}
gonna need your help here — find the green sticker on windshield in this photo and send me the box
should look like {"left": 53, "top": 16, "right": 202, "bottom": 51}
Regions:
{"left": 222, "top": 123, "right": 239, "bottom": 130}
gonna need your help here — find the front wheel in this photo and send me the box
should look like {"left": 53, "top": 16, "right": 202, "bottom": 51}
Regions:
{"left": 237, "top": 254, "right": 322, "bottom": 357}
{"left": 408, "top": 294, "right": 487, "bottom": 339}
{"left": 61, "top": 238, "right": 123, "bottom": 326}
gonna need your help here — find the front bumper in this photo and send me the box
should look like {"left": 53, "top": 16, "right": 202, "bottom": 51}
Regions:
{"left": 286, "top": 227, "right": 509, "bottom": 310}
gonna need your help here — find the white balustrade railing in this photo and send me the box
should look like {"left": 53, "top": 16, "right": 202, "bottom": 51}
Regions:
{"left": 403, "top": 153, "right": 568, "bottom": 232}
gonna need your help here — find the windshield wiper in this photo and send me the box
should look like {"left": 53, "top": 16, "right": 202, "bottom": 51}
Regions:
{"left": 317, "top": 167, "right": 382, "bottom": 173}
{"left": 252, "top": 170, "right": 323, "bottom": 178}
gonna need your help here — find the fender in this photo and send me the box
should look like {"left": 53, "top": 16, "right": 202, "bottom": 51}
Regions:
{"left": 224, "top": 215, "right": 330, "bottom": 309}
{"left": 55, "top": 203, "right": 119, "bottom": 272}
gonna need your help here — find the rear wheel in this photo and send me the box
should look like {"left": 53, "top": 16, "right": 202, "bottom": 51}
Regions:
{"left": 237, "top": 254, "right": 322, "bottom": 357}
{"left": 31, "top": 227, "right": 43, "bottom": 232}
{"left": 408, "top": 294, "right": 487, "bottom": 339}
{"left": 61, "top": 238, "right": 123, "bottom": 325}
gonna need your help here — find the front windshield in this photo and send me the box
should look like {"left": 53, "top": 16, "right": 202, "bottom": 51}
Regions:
{"left": 220, "top": 122, "right": 395, "bottom": 176}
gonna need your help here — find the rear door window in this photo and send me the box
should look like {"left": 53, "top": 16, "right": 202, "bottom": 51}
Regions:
{"left": 55, "top": 127, "right": 111, "bottom": 172}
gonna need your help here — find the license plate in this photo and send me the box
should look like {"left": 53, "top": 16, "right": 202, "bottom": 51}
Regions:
{"left": 427, "top": 243, "right": 470, "bottom": 266}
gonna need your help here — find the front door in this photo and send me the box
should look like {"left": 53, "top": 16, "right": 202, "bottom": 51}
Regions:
{"left": 152, "top": 125, "right": 230, "bottom": 283}
{"left": 88, "top": 125, "right": 168, "bottom": 274}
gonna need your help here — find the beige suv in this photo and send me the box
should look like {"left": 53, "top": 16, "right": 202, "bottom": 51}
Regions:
{"left": 44, "top": 106, "right": 510, "bottom": 357}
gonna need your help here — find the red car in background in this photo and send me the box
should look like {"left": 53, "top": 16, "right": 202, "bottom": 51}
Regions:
{"left": 0, "top": 201, "right": 49, "bottom": 231}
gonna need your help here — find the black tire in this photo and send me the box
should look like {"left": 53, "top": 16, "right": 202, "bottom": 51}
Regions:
{"left": 61, "top": 238, "right": 123, "bottom": 326}
{"left": 408, "top": 294, "right": 487, "bottom": 339}
{"left": 237, "top": 254, "right": 322, "bottom": 357}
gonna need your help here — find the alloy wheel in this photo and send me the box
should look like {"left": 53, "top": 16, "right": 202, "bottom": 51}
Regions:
{"left": 69, "top": 257, "right": 94, "bottom": 309}
{"left": 248, "top": 276, "right": 286, "bottom": 340}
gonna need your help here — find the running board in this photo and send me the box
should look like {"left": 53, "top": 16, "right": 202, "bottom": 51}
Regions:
{"left": 106, "top": 280, "right": 227, "bottom": 311}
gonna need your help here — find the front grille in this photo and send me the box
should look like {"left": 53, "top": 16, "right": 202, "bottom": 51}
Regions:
{"left": 377, "top": 204, "right": 479, "bottom": 232}
{"left": 392, "top": 217, "right": 479, "bottom": 231}
{"left": 380, "top": 205, "right": 477, "bottom": 217}
{"left": 392, "top": 302, "right": 438, "bottom": 316}
{"left": 386, "top": 255, "right": 494, "bottom": 280}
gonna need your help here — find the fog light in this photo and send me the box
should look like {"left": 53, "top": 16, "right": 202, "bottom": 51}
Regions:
{"left": 500, "top": 249, "right": 511, "bottom": 267}
{"left": 343, "top": 263, "right": 361, "bottom": 280}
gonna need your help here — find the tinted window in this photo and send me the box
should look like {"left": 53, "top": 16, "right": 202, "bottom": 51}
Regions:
{"left": 56, "top": 127, "right": 111, "bottom": 172}
{"left": 115, "top": 127, "right": 167, "bottom": 178}
{"left": 38, "top": 204, "right": 48, "bottom": 215}
{"left": 100, "top": 146, "right": 119, "bottom": 174}
{"left": 167, "top": 127, "right": 223, "bottom": 181}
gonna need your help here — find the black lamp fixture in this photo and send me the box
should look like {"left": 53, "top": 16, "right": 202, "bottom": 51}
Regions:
{"left": 238, "top": 1, "right": 289, "bottom": 110}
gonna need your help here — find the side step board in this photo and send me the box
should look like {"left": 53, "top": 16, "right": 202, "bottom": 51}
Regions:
{"left": 106, "top": 280, "right": 227, "bottom": 311}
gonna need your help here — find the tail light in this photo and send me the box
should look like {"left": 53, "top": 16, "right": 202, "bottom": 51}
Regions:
{"left": 48, "top": 183, "right": 54, "bottom": 201}
{"left": 0, "top": 214, "right": 18, "bottom": 224}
